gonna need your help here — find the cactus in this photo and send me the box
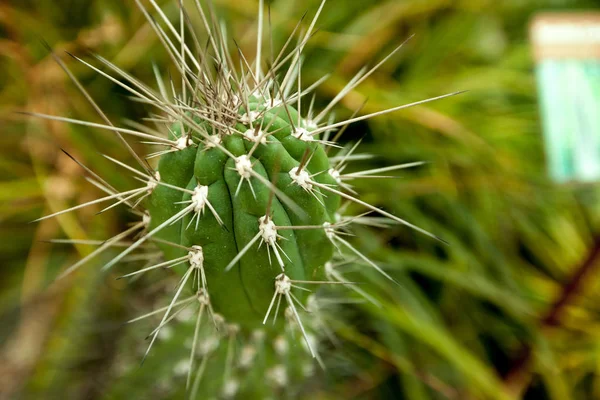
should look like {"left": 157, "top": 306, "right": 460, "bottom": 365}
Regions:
{"left": 30, "top": 0, "right": 459, "bottom": 398}
{"left": 142, "top": 99, "right": 341, "bottom": 334}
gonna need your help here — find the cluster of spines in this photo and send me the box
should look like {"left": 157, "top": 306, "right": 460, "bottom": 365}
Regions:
{"left": 28, "top": 0, "right": 460, "bottom": 397}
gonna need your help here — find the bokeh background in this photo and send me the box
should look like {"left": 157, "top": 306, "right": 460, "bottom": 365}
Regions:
{"left": 2, "top": 0, "right": 600, "bottom": 399}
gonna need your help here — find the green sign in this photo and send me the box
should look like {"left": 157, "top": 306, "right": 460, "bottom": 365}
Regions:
{"left": 531, "top": 13, "right": 600, "bottom": 183}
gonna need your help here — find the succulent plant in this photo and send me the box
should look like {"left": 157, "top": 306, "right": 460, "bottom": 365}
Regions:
{"left": 29, "top": 0, "right": 459, "bottom": 397}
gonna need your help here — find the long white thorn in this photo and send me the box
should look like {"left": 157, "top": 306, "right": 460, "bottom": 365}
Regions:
{"left": 190, "top": 349, "right": 211, "bottom": 399}
{"left": 49, "top": 239, "right": 134, "bottom": 247}
{"left": 311, "top": 180, "right": 446, "bottom": 244}
{"left": 102, "top": 204, "right": 194, "bottom": 271}
{"left": 117, "top": 255, "right": 189, "bottom": 279}
{"left": 284, "top": 291, "right": 315, "bottom": 358}
{"left": 187, "top": 297, "right": 206, "bottom": 389}
{"left": 33, "top": 187, "right": 145, "bottom": 223}
{"left": 342, "top": 161, "right": 427, "bottom": 179}
{"left": 327, "top": 266, "right": 381, "bottom": 308}
{"left": 126, "top": 295, "right": 196, "bottom": 324}
{"left": 256, "top": 0, "right": 264, "bottom": 79}
{"left": 142, "top": 266, "right": 193, "bottom": 365}
{"left": 281, "top": 0, "right": 327, "bottom": 91}
{"left": 57, "top": 222, "right": 145, "bottom": 280}
{"left": 145, "top": 300, "right": 195, "bottom": 338}
{"left": 146, "top": 0, "right": 202, "bottom": 73}
{"left": 310, "top": 91, "right": 466, "bottom": 136}
{"left": 96, "top": 189, "right": 146, "bottom": 214}
{"left": 224, "top": 232, "right": 262, "bottom": 272}
{"left": 314, "top": 35, "right": 414, "bottom": 124}
{"left": 22, "top": 112, "right": 176, "bottom": 145}
{"left": 152, "top": 63, "right": 169, "bottom": 101}
{"left": 332, "top": 234, "right": 396, "bottom": 284}
{"left": 46, "top": 48, "right": 149, "bottom": 173}
{"left": 72, "top": 54, "right": 155, "bottom": 104}
{"left": 263, "top": 290, "right": 280, "bottom": 325}
{"left": 102, "top": 154, "right": 153, "bottom": 179}
{"left": 248, "top": 169, "right": 306, "bottom": 219}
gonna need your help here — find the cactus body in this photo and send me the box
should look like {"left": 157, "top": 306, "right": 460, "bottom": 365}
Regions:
{"left": 148, "top": 102, "right": 339, "bottom": 328}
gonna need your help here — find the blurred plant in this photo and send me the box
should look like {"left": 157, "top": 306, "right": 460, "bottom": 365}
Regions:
{"left": 2, "top": 0, "right": 600, "bottom": 399}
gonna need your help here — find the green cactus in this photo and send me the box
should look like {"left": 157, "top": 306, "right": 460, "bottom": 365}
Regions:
{"left": 30, "top": 0, "right": 460, "bottom": 397}
{"left": 146, "top": 101, "right": 340, "bottom": 329}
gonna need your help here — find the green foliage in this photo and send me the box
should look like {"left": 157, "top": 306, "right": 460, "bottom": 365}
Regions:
{"left": 2, "top": 0, "right": 600, "bottom": 399}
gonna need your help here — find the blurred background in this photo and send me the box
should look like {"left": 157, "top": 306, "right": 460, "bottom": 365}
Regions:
{"left": 2, "top": 0, "right": 600, "bottom": 399}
